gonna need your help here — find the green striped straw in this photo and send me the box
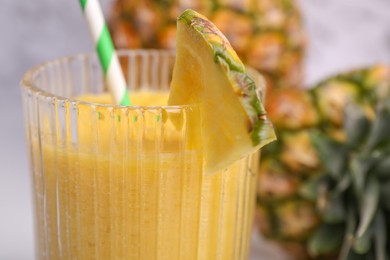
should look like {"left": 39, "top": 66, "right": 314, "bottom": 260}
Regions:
{"left": 79, "top": 0, "right": 131, "bottom": 106}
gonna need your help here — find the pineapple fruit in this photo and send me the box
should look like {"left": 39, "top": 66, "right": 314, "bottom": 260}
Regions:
{"left": 168, "top": 9, "right": 276, "bottom": 173}
{"left": 305, "top": 101, "right": 390, "bottom": 259}
{"left": 108, "top": 0, "right": 306, "bottom": 90}
{"left": 257, "top": 65, "right": 390, "bottom": 259}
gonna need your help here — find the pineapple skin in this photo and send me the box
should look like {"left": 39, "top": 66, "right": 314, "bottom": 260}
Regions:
{"left": 108, "top": 0, "right": 306, "bottom": 90}
{"left": 257, "top": 65, "right": 390, "bottom": 259}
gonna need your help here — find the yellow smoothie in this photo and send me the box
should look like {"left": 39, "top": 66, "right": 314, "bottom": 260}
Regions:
{"left": 31, "top": 91, "right": 258, "bottom": 260}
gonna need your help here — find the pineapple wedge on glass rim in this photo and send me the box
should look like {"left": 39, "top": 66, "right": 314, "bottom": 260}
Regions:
{"left": 168, "top": 9, "right": 276, "bottom": 174}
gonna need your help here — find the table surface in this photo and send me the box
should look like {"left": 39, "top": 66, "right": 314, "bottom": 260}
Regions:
{"left": 1, "top": 0, "right": 390, "bottom": 259}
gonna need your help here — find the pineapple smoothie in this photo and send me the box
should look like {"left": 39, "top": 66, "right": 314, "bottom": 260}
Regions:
{"left": 23, "top": 9, "right": 275, "bottom": 260}
{"left": 32, "top": 91, "right": 258, "bottom": 259}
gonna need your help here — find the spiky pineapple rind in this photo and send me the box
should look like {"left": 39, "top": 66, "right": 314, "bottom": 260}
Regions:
{"left": 178, "top": 9, "right": 244, "bottom": 72}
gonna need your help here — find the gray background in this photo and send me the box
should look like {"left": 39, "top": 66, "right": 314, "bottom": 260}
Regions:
{"left": 1, "top": 0, "right": 390, "bottom": 259}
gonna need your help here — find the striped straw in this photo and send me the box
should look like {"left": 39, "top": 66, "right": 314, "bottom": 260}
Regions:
{"left": 79, "top": 0, "right": 131, "bottom": 106}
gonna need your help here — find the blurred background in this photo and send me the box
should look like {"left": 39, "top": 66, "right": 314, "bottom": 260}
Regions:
{"left": 1, "top": 0, "right": 390, "bottom": 259}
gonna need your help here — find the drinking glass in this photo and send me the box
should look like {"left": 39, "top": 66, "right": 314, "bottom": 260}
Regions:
{"left": 21, "top": 50, "right": 261, "bottom": 260}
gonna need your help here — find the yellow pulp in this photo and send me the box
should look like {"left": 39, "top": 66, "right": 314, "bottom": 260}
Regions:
{"left": 31, "top": 91, "right": 258, "bottom": 260}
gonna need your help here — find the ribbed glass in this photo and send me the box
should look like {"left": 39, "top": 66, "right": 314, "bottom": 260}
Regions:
{"left": 21, "top": 50, "right": 260, "bottom": 260}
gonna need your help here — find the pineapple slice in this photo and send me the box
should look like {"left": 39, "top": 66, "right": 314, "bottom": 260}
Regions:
{"left": 168, "top": 9, "right": 276, "bottom": 174}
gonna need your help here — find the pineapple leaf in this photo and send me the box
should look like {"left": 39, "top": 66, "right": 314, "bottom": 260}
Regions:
{"left": 356, "top": 177, "right": 380, "bottom": 239}
{"left": 310, "top": 131, "right": 347, "bottom": 179}
{"left": 374, "top": 210, "right": 387, "bottom": 260}
{"left": 299, "top": 174, "right": 330, "bottom": 201}
{"left": 350, "top": 156, "right": 379, "bottom": 201}
{"left": 322, "top": 194, "right": 346, "bottom": 224}
{"left": 338, "top": 205, "right": 357, "bottom": 260}
{"left": 353, "top": 219, "right": 374, "bottom": 254}
{"left": 344, "top": 104, "right": 371, "bottom": 147}
{"left": 379, "top": 181, "right": 390, "bottom": 210}
{"left": 363, "top": 104, "right": 390, "bottom": 152}
{"left": 308, "top": 223, "right": 345, "bottom": 257}
{"left": 344, "top": 251, "right": 368, "bottom": 260}
{"left": 373, "top": 154, "right": 390, "bottom": 179}
{"left": 332, "top": 173, "right": 352, "bottom": 197}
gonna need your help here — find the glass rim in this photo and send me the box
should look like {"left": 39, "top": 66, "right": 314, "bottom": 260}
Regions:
{"left": 20, "top": 49, "right": 197, "bottom": 110}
